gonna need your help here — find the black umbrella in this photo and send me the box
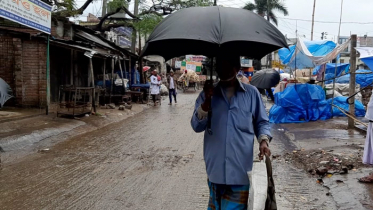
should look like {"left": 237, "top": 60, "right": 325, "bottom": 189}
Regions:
{"left": 140, "top": 6, "right": 288, "bottom": 60}
{"left": 250, "top": 69, "right": 280, "bottom": 89}
{"left": 0, "top": 78, "right": 13, "bottom": 108}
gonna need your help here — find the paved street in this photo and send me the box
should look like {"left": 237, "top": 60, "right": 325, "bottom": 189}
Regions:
{"left": 0, "top": 91, "right": 371, "bottom": 210}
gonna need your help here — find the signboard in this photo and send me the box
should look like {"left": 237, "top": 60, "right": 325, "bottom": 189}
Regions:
{"left": 114, "top": 27, "right": 132, "bottom": 38}
{"left": 241, "top": 58, "right": 253, "bottom": 67}
{"left": 118, "top": 36, "right": 131, "bottom": 48}
{"left": 181, "top": 61, "right": 202, "bottom": 72}
{"left": 175, "top": 61, "right": 182, "bottom": 69}
{"left": 0, "top": 0, "right": 51, "bottom": 34}
{"left": 186, "top": 55, "right": 206, "bottom": 62}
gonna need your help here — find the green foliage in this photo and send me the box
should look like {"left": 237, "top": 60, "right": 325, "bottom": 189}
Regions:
{"left": 133, "top": 13, "right": 163, "bottom": 37}
{"left": 243, "top": 0, "right": 288, "bottom": 25}
{"left": 107, "top": 0, "right": 129, "bottom": 13}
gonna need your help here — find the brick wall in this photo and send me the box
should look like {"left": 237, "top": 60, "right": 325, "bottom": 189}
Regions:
{"left": 0, "top": 31, "right": 47, "bottom": 107}
{"left": 21, "top": 40, "right": 47, "bottom": 107}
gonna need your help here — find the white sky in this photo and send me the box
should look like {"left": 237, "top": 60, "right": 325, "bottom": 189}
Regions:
{"left": 74, "top": 0, "right": 373, "bottom": 41}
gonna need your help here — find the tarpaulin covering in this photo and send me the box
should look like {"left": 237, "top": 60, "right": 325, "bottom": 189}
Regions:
{"left": 278, "top": 38, "right": 336, "bottom": 69}
{"left": 0, "top": 78, "right": 13, "bottom": 108}
{"left": 330, "top": 69, "right": 373, "bottom": 87}
{"left": 327, "top": 96, "right": 366, "bottom": 117}
{"left": 269, "top": 84, "right": 331, "bottom": 123}
{"left": 278, "top": 38, "right": 350, "bottom": 69}
{"left": 313, "top": 63, "right": 350, "bottom": 76}
{"left": 356, "top": 47, "right": 373, "bottom": 70}
{"left": 313, "top": 63, "right": 350, "bottom": 84}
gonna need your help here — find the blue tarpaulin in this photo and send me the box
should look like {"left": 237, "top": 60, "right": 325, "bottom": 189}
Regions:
{"left": 269, "top": 84, "right": 332, "bottom": 124}
{"left": 313, "top": 63, "right": 350, "bottom": 76}
{"left": 362, "top": 57, "right": 373, "bottom": 70}
{"left": 278, "top": 39, "right": 336, "bottom": 69}
{"left": 329, "top": 69, "right": 373, "bottom": 87}
{"left": 327, "top": 96, "right": 366, "bottom": 117}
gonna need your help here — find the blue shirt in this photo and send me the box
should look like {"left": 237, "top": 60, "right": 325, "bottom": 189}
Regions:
{"left": 191, "top": 82, "right": 271, "bottom": 185}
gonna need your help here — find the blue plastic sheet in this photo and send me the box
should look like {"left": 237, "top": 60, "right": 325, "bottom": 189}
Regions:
{"left": 278, "top": 40, "right": 336, "bottom": 69}
{"left": 327, "top": 96, "right": 366, "bottom": 117}
{"left": 362, "top": 57, "right": 373, "bottom": 70}
{"left": 269, "top": 84, "right": 332, "bottom": 124}
{"left": 328, "top": 69, "right": 373, "bottom": 87}
{"left": 313, "top": 63, "right": 350, "bottom": 76}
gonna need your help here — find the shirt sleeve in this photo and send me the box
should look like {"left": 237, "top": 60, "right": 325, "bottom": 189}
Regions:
{"left": 252, "top": 88, "right": 272, "bottom": 142}
{"left": 191, "top": 91, "right": 208, "bottom": 133}
{"left": 151, "top": 76, "right": 159, "bottom": 85}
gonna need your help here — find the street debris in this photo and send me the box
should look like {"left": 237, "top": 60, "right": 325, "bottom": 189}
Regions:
{"left": 276, "top": 146, "right": 364, "bottom": 178}
{"left": 38, "top": 148, "right": 50, "bottom": 153}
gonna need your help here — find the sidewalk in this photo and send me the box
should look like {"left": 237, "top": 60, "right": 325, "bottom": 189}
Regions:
{"left": 0, "top": 104, "right": 148, "bottom": 164}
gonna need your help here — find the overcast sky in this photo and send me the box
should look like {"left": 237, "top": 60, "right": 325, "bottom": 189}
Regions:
{"left": 74, "top": 0, "right": 373, "bottom": 41}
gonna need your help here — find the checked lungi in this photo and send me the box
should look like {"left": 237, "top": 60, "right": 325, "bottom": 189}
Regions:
{"left": 207, "top": 180, "right": 250, "bottom": 210}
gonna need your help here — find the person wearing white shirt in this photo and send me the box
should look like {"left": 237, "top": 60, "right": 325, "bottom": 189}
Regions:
{"left": 359, "top": 94, "right": 373, "bottom": 183}
{"left": 167, "top": 70, "right": 178, "bottom": 105}
{"left": 150, "top": 70, "right": 160, "bottom": 106}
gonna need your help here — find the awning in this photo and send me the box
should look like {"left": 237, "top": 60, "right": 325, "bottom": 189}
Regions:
{"left": 75, "top": 30, "right": 138, "bottom": 59}
{"left": 76, "top": 30, "right": 117, "bottom": 52}
{"left": 50, "top": 39, "right": 112, "bottom": 58}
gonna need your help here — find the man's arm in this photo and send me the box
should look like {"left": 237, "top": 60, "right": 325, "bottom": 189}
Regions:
{"left": 191, "top": 91, "right": 208, "bottom": 133}
{"left": 150, "top": 76, "right": 159, "bottom": 85}
{"left": 253, "top": 89, "right": 272, "bottom": 143}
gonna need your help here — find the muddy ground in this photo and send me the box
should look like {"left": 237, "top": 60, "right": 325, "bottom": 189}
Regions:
{"left": 0, "top": 91, "right": 373, "bottom": 209}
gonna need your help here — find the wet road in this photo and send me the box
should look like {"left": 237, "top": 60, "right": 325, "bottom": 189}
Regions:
{"left": 0, "top": 92, "right": 209, "bottom": 210}
{"left": 0, "top": 91, "right": 369, "bottom": 209}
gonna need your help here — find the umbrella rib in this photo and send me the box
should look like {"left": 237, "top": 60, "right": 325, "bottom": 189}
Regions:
{"left": 217, "top": 6, "right": 222, "bottom": 46}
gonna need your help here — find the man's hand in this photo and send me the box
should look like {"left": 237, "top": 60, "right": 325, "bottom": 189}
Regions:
{"left": 201, "top": 80, "right": 214, "bottom": 112}
{"left": 259, "top": 140, "right": 271, "bottom": 160}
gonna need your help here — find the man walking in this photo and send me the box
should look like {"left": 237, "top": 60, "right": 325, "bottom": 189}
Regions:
{"left": 191, "top": 56, "right": 272, "bottom": 210}
{"left": 150, "top": 70, "right": 160, "bottom": 106}
{"left": 167, "top": 70, "right": 178, "bottom": 105}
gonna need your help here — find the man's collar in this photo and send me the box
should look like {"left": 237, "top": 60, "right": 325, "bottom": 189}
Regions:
{"left": 237, "top": 80, "right": 247, "bottom": 92}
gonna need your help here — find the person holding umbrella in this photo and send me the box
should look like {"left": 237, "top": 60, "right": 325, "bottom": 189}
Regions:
{"left": 251, "top": 69, "right": 281, "bottom": 102}
{"left": 191, "top": 55, "right": 272, "bottom": 210}
{"left": 140, "top": 6, "right": 288, "bottom": 209}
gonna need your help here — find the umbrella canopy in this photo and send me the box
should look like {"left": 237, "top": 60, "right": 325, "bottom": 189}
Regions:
{"left": 141, "top": 6, "right": 287, "bottom": 60}
{"left": 143, "top": 66, "right": 151, "bottom": 72}
{"left": 251, "top": 69, "right": 280, "bottom": 89}
{"left": 0, "top": 78, "right": 13, "bottom": 108}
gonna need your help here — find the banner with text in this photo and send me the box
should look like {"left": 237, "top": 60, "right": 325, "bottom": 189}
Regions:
{"left": 0, "top": 0, "right": 51, "bottom": 34}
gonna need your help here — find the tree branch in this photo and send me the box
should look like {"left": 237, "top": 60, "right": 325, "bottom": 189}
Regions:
{"left": 54, "top": 0, "right": 94, "bottom": 17}
{"left": 96, "top": 7, "right": 122, "bottom": 31}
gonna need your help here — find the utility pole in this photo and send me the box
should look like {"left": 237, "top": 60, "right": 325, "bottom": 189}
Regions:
{"left": 131, "top": 0, "right": 139, "bottom": 54}
{"left": 348, "top": 34, "right": 357, "bottom": 129}
{"left": 101, "top": 0, "right": 107, "bottom": 17}
{"left": 311, "top": 0, "right": 316, "bottom": 40}
{"left": 266, "top": 0, "right": 272, "bottom": 68}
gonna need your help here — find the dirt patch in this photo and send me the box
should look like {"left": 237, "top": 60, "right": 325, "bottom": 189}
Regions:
{"left": 275, "top": 144, "right": 365, "bottom": 178}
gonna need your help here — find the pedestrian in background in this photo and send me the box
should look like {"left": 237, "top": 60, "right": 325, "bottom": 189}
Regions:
{"left": 150, "top": 70, "right": 160, "bottom": 106}
{"left": 167, "top": 70, "right": 178, "bottom": 105}
{"left": 359, "top": 93, "right": 373, "bottom": 183}
{"left": 191, "top": 55, "right": 272, "bottom": 210}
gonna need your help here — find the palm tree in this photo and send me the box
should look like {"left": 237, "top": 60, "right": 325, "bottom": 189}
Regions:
{"left": 244, "top": 0, "right": 288, "bottom": 26}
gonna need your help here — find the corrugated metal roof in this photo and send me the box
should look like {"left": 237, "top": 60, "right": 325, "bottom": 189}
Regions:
{"left": 76, "top": 30, "right": 117, "bottom": 52}
{"left": 50, "top": 39, "right": 112, "bottom": 57}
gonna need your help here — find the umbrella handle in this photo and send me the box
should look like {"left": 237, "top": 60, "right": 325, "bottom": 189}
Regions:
{"left": 207, "top": 110, "right": 212, "bottom": 135}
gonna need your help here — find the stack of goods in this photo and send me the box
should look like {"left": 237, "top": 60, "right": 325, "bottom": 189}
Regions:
{"left": 178, "top": 70, "right": 200, "bottom": 83}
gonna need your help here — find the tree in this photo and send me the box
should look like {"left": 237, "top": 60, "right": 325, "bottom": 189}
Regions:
{"left": 243, "top": 0, "right": 288, "bottom": 26}
{"left": 107, "top": 0, "right": 129, "bottom": 13}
